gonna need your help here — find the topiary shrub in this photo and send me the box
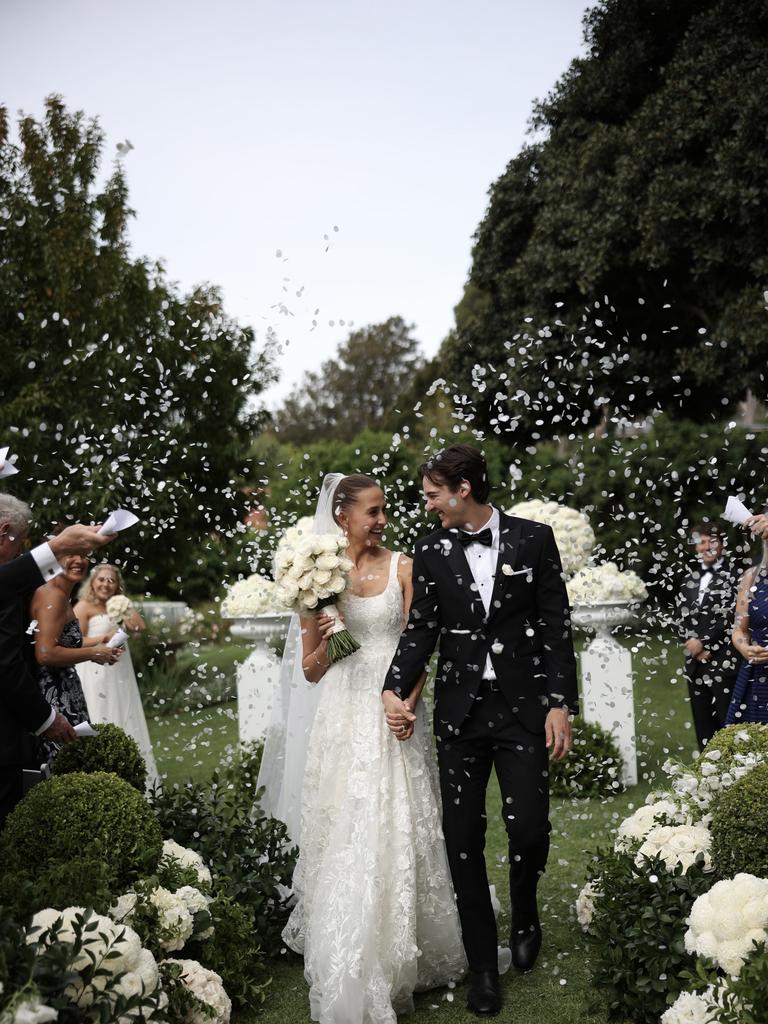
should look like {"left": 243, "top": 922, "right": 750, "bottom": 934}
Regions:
{"left": 699, "top": 723, "right": 768, "bottom": 772}
{"left": 550, "top": 719, "right": 624, "bottom": 798}
{"left": 711, "top": 762, "right": 768, "bottom": 879}
{"left": 0, "top": 772, "right": 162, "bottom": 899}
{"left": 50, "top": 722, "right": 147, "bottom": 792}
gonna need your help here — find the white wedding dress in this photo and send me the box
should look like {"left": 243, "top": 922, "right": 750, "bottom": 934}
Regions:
{"left": 76, "top": 614, "right": 159, "bottom": 788}
{"left": 283, "top": 551, "right": 466, "bottom": 1024}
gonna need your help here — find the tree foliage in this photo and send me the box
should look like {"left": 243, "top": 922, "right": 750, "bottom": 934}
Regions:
{"left": 444, "top": 0, "right": 768, "bottom": 441}
{"left": 0, "top": 96, "right": 275, "bottom": 597}
{"left": 274, "top": 317, "right": 424, "bottom": 444}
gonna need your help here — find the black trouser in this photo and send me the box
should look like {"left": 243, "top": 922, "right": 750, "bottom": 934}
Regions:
{"left": 0, "top": 766, "right": 23, "bottom": 832}
{"left": 685, "top": 660, "right": 734, "bottom": 750}
{"left": 437, "top": 679, "right": 550, "bottom": 973}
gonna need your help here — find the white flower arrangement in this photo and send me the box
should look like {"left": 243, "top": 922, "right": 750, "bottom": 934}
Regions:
{"left": 220, "top": 574, "right": 279, "bottom": 618}
{"left": 161, "top": 839, "right": 213, "bottom": 888}
{"left": 273, "top": 525, "right": 359, "bottom": 662}
{"left": 567, "top": 562, "right": 648, "bottom": 606}
{"left": 506, "top": 499, "right": 595, "bottom": 576}
{"left": 26, "top": 907, "right": 161, "bottom": 1011}
{"left": 105, "top": 594, "right": 135, "bottom": 627}
{"left": 635, "top": 824, "right": 713, "bottom": 873}
{"left": 664, "top": 749, "right": 768, "bottom": 818}
{"left": 160, "top": 959, "right": 231, "bottom": 1024}
{"left": 111, "top": 882, "right": 212, "bottom": 953}
{"left": 575, "top": 879, "right": 601, "bottom": 932}
{"left": 614, "top": 797, "right": 685, "bottom": 853}
{"left": 684, "top": 873, "right": 768, "bottom": 977}
{"left": 660, "top": 987, "right": 719, "bottom": 1024}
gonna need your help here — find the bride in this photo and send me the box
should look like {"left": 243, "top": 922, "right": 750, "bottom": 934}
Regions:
{"left": 258, "top": 472, "right": 465, "bottom": 1024}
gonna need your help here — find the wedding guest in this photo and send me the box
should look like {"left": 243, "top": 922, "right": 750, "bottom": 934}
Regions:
{"left": 746, "top": 513, "right": 768, "bottom": 540}
{"left": 678, "top": 522, "right": 741, "bottom": 749}
{"left": 0, "top": 496, "right": 114, "bottom": 826}
{"left": 31, "top": 547, "right": 121, "bottom": 763}
{"left": 75, "top": 565, "right": 158, "bottom": 785}
{"left": 728, "top": 512, "right": 768, "bottom": 724}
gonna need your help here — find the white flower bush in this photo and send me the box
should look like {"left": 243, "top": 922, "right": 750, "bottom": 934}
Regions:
{"left": 664, "top": 748, "right": 768, "bottom": 817}
{"left": 220, "top": 574, "right": 279, "bottom": 618}
{"left": 161, "top": 959, "right": 231, "bottom": 1024}
{"left": 614, "top": 797, "right": 684, "bottom": 853}
{"left": 635, "top": 824, "right": 713, "bottom": 873}
{"left": 506, "top": 499, "right": 595, "bottom": 576}
{"left": 575, "top": 879, "right": 601, "bottom": 932}
{"left": 567, "top": 561, "right": 648, "bottom": 605}
{"left": 684, "top": 874, "right": 768, "bottom": 977}
{"left": 660, "top": 987, "right": 720, "bottom": 1024}
{"left": 110, "top": 882, "right": 212, "bottom": 953}
{"left": 161, "top": 839, "right": 213, "bottom": 888}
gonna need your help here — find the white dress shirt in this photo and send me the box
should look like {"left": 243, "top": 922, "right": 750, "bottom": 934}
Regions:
{"left": 460, "top": 506, "right": 500, "bottom": 680}
{"left": 30, "top": 543, "right": 62, "bottom": 734}
{"left": 697, "top": 558, "right": 723, "bottom": 604}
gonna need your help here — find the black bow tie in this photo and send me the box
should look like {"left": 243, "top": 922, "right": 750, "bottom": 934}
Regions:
{"left": 701, "top": 566, "right": 716, "bottom": 576}
{"left": 458, "top": 528, "right": 493, "bottom": 548}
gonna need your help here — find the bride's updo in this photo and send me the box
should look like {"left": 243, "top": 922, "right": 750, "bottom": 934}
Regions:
{"left": 332, "top": 474, "right": 380, "bottom": 525}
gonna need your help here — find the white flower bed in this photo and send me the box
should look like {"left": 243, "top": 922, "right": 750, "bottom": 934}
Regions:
{"left": 567, "top": 561, "right": 648, "bottom": 605}
{"left": 507, "top": 499, "right": 595, "bottom": 576}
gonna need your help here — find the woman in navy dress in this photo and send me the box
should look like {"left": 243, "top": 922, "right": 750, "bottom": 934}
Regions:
{"left": 727, "top": 545, "right": 768, "bottom": 725}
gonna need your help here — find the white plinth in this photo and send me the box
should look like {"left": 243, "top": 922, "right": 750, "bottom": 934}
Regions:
{"left": 572, "top": 603, "right": 639, "bottom": 786}
{"left": 229, "top": 614, "right": 291, "bottom": 744}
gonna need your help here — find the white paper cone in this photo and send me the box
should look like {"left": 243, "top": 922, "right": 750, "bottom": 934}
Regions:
{"left": 723, "top": 496, "right": 753, "bottom": 526}
{"left": 73, "top": 721, "right": 98, "bottom": 738}
{"left": 98, "top": 508, "right": 140, "bottom": 535}
{"left": 107, "top": 629, "right": 129, "bottom": 649}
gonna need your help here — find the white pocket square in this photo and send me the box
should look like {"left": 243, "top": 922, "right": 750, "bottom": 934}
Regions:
{"left": 501, "top": 565, "right": 533, "bottom": 578}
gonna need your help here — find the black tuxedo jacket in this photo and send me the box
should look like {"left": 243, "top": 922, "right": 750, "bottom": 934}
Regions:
{"left": 383, "top": 513, "right": 578, "bottom": 737}
{"left": 0, "top": 553, "right": 50, "bottom": 767}
{"left": 678, "top": 558, "right": 742, "bottom": 677}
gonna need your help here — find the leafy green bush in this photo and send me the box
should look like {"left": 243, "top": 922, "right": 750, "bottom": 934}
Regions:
{"left": 550, "top": 720, "right": 624, "bottom": 798}
{"left": 1, "top": 772, "right": 162, "bottom": 898}
{"left": 700, "top": 724, "right": 768, "bottom": 772}
{"left": 711, "top": 762, "right": 768, "bottom": 879}
{"left": 0, "top": 854, "right": 116, "bottom": 919}
{"left": 149, "top": 765, "right": 295, "bottom": 957}
{"left": 50, "top": 723, "right": 147, "bottom": 792}
{"left": 711, "top": 944, "right": 768, "bottom": 1024}
{"left": 586, "top": 848, "right": 714, "bottom": 1023}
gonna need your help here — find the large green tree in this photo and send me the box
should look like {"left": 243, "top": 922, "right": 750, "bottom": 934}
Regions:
{"left": 274, "top": 317, "right": 424, "bottom": 444}
{"left": 0, "top": 97, "right": 275, "bottom": 598}
{"left": 443, "top": 0, "right": 768, "bottom": 441}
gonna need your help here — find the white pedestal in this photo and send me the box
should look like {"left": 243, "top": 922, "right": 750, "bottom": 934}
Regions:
{"left": 572, "top": 603, "right": 639, "bottom": 786}
{"left": 229, "top": 615, "right": 291, "bottom": 744}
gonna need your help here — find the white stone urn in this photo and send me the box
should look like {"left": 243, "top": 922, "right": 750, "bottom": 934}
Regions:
{"left": 571, "top": 600, "right": 641, "bottom": 786}
{"left": 228, "top": 613, "right": 292, "bottom": 743}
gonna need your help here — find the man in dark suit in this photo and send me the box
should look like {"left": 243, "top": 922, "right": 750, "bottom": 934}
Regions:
{"left": 382, "top": 445, "right": 577, "bottom": 1017}
{"left": 679, "top": 521, "right": 742, "bottom": 750}
{"left": 0, "top": 494, "right": 115, "bottom": 827}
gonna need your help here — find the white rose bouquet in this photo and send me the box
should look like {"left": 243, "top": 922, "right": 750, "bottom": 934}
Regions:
{"left": 221, "top": 575, "right": 278, "bottom": 618}
{"left": 105, "top": 594, "right": 135, "bottom": 627}
{"left": 506, "top": 499, "right": 595, "bottom": 576}
{"left": 567, "top": 562, "right": 648, "bottom": 605}
{"left": 273, "top": 525, "right": 359, "bottom": 662}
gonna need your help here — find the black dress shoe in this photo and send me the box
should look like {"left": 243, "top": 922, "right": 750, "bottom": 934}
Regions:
{"left": 466, "top": 969, "right": 502, "bottom": 1017}
{"left": 511, "top": 920, "right": 542, "bottom": 971}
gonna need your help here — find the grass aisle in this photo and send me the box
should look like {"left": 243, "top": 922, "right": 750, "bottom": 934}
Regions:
{"left": 151, "top": 634, "right": 695, "bottom": 1023}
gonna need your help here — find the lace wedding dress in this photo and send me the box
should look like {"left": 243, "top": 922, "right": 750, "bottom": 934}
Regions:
{"left": 283, "top": 551, "right": 466, "bottom": 1024}
{"left": 76, "top": 614, "right": 158, "bottom": 788}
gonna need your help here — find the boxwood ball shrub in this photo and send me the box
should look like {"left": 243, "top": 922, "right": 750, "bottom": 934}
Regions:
{"left": 698, "top": 723, "right": 768, "bottom": 772}
{"left": 711, "top": 762, "right": 768, "bottom": 879}
{"left": 50, "top": 722, "right": 147, "bottom": 792}
{"left": 1, "top": 772, "right": 162, "bottom": 896}
{"left": 549, "top": 720, "right": 624, "bottom": 798}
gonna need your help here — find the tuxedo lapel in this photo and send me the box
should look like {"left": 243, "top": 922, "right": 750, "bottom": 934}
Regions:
{"left": 488, "top": 515, "right": 522, "bottom": 618}
{"left": 442, "top": 530, "right": 486, "bottom": 623}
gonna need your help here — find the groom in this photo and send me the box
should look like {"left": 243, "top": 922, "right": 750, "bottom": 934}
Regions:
{"left": 382, "top": 444, "right": 578, "bottom": 1017}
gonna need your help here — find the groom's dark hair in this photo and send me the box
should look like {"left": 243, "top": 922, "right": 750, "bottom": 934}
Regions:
{"left": 418, "top": 444, "right": 490, "bottom": 503}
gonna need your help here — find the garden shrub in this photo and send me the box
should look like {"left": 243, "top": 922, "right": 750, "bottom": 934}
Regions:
{"left": 1, "top": 772, "right": 162, "bottom": 897}
{"left": 50, "top": 722, "right": 147, "bottom": 792}
{"left": 711, "top": 762, "right": 768, "bottom": 879}
{"left": 550, "top": 719, "right": 624, "bottom": 798}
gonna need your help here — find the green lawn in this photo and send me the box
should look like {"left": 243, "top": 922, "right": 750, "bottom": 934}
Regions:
{"left": 150, "top": 632, "right": 695, "bottom": 1023}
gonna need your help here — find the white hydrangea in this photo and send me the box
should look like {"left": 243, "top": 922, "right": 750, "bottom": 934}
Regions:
{"left": 635, "top": 824, "right": 713, "bottom": 873}
{"left": 161, "top": 959, "right": 231, "bottom": 1024}
{"left": 660, "top": 988, "right": 719, "bottom": 1024}
{"left": 162, "top": 839, "right": 213, "bottom": 887}
{"left": 176, "top": 886, "right": 214, "bottom": 940}
{"left": 567, "top": 561, "right": 648, "bottom": 605}
{"left": 5, "top": 998, "right": 58, "bottom": 1024}
{"left": 575, "top": 879, "right": 601, "bottom": 932}
{"left": 614, "top": 797, "right": 683, "bottom": 853}
{"left": 149, "top": 887, "right": 195, "bottom": 952}
{"left": 685, "top": 874, "right": 768, "bottom": 977}
{"left": 221, "top": 574, "right": 279, "bottom": 618}
{"left": 506, "top": 499, "right": 595, "bottom": 576}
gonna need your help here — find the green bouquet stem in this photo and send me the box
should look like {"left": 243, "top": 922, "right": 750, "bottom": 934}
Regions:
{"left": 321, "top": 601, "right": 361, "bottom": 663}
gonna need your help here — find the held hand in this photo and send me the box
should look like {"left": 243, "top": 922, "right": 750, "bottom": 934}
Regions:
{"left": 684, "top": 638, "right": 704, "bottom": 658}
{"left": 90, "top": 644, "right": 122, "bottom": 665}
{"left": 315, "top": 613, "right": 338, "bottom": 643}
{"left": 382, "top": 690, "right": 416, "bottom": 741}
{"left": 743, "top": 643, "right": 768, "bottom": 665}
{"left": 545, "top": 708, "right": 572, "bottom": 762}
{"left": 48, "top": 524, "right": 117, "bottom": 558}
{"left": 745, "top": 514, "right": 768, "bottom": 540}
{"left": 43, "top": 712, "right": 76, "bottom": 743}
{"left": 695, "top": 650, "right": 712, "bottom": 662}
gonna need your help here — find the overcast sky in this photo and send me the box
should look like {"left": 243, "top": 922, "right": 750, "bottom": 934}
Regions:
{"left": 2, "top": 0, "right": 588, "bottom": 407}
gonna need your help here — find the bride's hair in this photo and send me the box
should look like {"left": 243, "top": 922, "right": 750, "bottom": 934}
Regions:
{"left": 78, "top": 563, "right": 127, "bottom": 603}
{"left": 332, "top": 474, "right": 380, "bottom": 525}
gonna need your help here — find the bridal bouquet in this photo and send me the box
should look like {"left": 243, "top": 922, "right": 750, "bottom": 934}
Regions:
{"left": 106, "top": 594, "right": 135, "bottom": 626}
{"left": 273, "top": 527, "right": 359, "bottom": 662}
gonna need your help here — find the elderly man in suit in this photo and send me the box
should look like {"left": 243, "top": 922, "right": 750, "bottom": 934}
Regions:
{"left": 0, "top": 493, "right": 114, "bottom": 827}
{"left": 679, "top": 521, "right": 742, "bottom": 750}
